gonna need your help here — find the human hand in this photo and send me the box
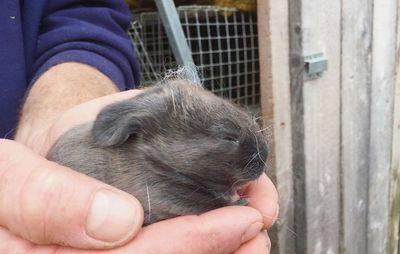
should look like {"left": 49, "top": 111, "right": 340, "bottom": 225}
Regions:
{"left": 0, "top": 139, "right": 277, "bottom": 253}
{"left": 8, "top": 87, "right": 278, "bottom": 253}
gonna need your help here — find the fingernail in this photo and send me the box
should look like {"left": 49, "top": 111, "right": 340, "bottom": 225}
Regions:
{"left": 86, "top": 189, "right": 138, "bottom": 243}
{"left": 241, "top": 222, "right": 263, "bottom": 243}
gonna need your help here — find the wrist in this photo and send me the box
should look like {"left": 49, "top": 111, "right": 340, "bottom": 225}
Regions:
{"left": 14, "top": 122, "right": 53, "bottom": 154}
{"left": 15, "top": 62, "right": 119, "bottom": 152}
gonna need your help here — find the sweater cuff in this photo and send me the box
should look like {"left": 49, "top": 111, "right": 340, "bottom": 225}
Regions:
{"left": 31, "top": 49, "right": 127, "bottom": 91}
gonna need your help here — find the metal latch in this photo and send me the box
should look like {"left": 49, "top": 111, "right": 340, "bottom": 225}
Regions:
{"left": 304, "top": 53, "right": 328, "bottom": 80}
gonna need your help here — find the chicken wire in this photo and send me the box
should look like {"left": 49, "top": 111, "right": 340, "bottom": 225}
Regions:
{"left": 128, "top": 5, "right": 260, "bottom": 107}
{"left": 128, "top": 20, "right": 161, "bottom": 83}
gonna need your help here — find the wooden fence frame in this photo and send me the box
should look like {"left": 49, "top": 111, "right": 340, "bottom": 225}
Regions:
{"left": 258, "top": 0, "right": 400, "bottom": 253}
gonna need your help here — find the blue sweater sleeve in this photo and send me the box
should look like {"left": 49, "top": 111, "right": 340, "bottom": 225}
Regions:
{"left": 30, "top": 0, "right": 140, "bottom": 90}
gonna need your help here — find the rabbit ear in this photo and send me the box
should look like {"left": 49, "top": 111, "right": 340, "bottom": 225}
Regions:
{"left": 92, "top": 84, "right": 169, "bottom": 147}
{"left": 91, "top": 101, "right": 147, "bottom": 147}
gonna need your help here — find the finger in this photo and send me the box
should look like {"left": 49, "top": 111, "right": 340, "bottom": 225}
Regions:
{"left": 128, "top": 206, "right": 263, "bottom": 254}
{"left": 241, "top": 173, "right": 279, "bottom": 228}
{"left": 47, "top": 206, "right": 264, "bottom": 254}
{"left": 233, "top": 231, "right": 271, "bottom": 254}
{"left": 39, "top": 89, "right": 143, "bottom": 156}
{"left": 0, "top": 140, "right": 144, "bottom": 249}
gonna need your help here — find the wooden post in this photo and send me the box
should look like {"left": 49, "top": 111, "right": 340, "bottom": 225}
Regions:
{"left": 262, "top": 0, "right": 400, "bottom": 253}
{"left": 368, "top": 1, "right": 398, "bottom": 253}
{"left": 389, "top": 51, "right": 400, "bottom": 253}
{"left": 257, "top": 1, "right": 279, "bottom": 252}
{"left": 301, "top": 0, "right": 342, "bottom": 253}
{"left": 388, "top": 2, "right": 400, "bottom": 253}
{"left": 264, "top": 0, "right": 342, "bottom": 252}
{"left": 258, "top": 0, "right": 296, "bottom": 253}
{"left": 341, "top": 1, "right": 373, "bottom": 253}
{"left": 287, "top": 0, "right": 306, "bottom": 252}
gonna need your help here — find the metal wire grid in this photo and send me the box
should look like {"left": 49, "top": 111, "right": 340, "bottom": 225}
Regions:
{"left": 127, "top": 20, "right": 161, "bottom": 85}
{"left": 128, "top": 6, "right": 260, "bottom": 106}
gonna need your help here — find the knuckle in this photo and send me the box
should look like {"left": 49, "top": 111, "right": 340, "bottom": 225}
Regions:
{"left": 18, "top": 165, "right": 63, "bottom": 243}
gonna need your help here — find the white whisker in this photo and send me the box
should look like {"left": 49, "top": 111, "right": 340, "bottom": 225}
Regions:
{"left": 186, "top": 186, "right": 201, "bottom": 198}
{"left": 146, "top": 183, "right": 151, "bottom": 222}
{"left": 252, "top": 115, "right": 262, "bottom": 122}
{"left": 244, "top": 152, "right": 260, "bottom": 169}
{"left": 169, "top": 87, "right": 176, "bottom": 114}
{"left": 256, "top": 127, "right": 269, "bottom": 133}
{"left": 252, "top": 132, "right": 267, "bottom": 168}
{"left": 261, "top": 214, "right": 298, "bottom": 237}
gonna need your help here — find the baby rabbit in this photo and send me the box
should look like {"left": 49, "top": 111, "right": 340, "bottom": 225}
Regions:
{"left": 47, "top": 79, "right": 268, "bottom": 225}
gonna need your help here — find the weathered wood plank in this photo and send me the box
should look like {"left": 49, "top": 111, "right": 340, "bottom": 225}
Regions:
{"left": 257, "top": 1, "right": 278, "bottom": 253}
{"left": 388, "top": 2, "right": 400, "bottom": 252}
{"left": 301, "top": 0, "right": 341, "bottom": 253}
{"left": 368, "top": 0, "right": 398, "bottom": 253}
{"left": 388, "top": 51, "right": 400, "bottom": 254}
{"left": 340, "top": 1, "right": 373, "bottom": 253}
{"left": 258, "top": 0, "right": 274, "bottom": 131}
{"left": 287, "top": 0, "right": 307, "bottom": 253}
{"left": 259, "top": 0, "right": 296, "bottom": 253}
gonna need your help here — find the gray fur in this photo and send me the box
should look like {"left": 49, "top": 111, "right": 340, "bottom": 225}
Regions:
{"left": 47, "top": 79, "right": 268, "bottom": 225}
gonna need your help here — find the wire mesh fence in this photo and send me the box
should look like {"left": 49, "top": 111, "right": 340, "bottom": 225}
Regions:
{"left": 127, "top": 4, "right": 273, "bottom": 177}
{"left": 128, "top": 5, "right": 260, "bottom": 107}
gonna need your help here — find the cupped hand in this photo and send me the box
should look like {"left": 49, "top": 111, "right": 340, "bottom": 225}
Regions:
{"left": 3, "top": 90, "right": 278, "bottom": 253}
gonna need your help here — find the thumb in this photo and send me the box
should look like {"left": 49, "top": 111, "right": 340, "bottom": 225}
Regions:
{"left": 43, "top": 206, "right": 264, "bottom": 254}
{"left": 0, "top": 139, "right": 144, "bottom": 249}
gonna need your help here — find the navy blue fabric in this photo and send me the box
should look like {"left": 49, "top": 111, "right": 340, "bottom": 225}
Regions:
{"left": 0, "top": 0, "right": 140, "bottom": 138}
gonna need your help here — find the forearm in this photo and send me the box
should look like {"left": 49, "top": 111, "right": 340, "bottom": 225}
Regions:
{"left": 15, "top": 62, "right": 119, "bottom": 149}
